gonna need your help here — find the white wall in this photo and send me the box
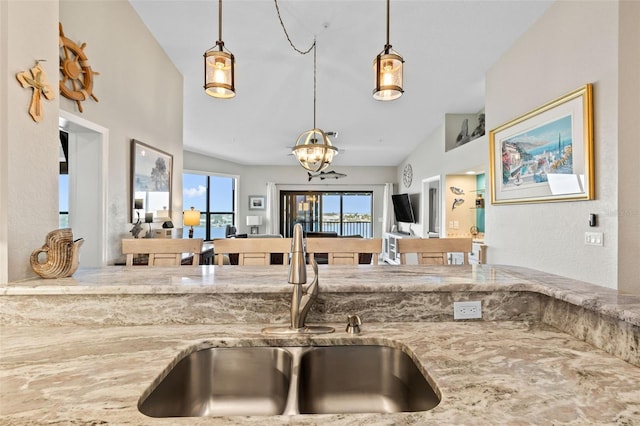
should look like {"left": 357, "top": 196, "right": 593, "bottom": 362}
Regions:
{"left": 485, "top": 1, "right": 619, "bottom": 289}
{"left": 396, "top": 1, "right": 637, "bottom": 292}
{"left": 59, "top": 0, "right": 184, "bottom": 264}
{"left": 184, "top": 150, "right": 396, "bottom": 237}
{"left": 0, "top": 0, "right": 184, "bottom": 281}
{"left": 0, "top": 0, "right": 8, "bottom": 283}
{"left": 617, "top": 0, "right": 640, "bottom": 294}
{"left": 3, "top": 0, "right": 60, "bottom": 282}
{"left": 396, "top": 124, "right": 488, "bottom": 237}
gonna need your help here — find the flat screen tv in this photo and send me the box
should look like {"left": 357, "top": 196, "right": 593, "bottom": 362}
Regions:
{"left": 392, "top": 193, "right": 416, "bottom": 223}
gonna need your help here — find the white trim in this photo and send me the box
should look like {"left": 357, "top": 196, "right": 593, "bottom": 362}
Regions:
{"left": 59, "top": 111, "right": 109, "bottom": 266}
{"left": 421, "top": 175, "right": 443, "bottom": 238}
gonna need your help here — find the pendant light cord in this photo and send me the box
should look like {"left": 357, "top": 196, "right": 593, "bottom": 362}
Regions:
{"left": 274, "top": 0, "right": 315, "bottom": 55}
{"left": 273, "top": 0, "right": 318, "bottom": 131}
{"left": 217, "top": 0, "right": 223, "bottom": 43}
{"left": 386, "top": 0, "right": 390, "bottom": 48}
{"left": 313, "top": 41, "right": 317, "bottom": 130}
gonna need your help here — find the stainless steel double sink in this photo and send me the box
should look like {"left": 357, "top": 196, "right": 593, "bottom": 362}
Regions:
{"left": 138, "top": 345, "right": 441, "bottom": 417}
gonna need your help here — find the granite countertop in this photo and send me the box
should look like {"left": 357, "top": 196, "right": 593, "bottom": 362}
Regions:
{"left": 4, "top": 264, "right": 640, "bottom": 326}
{"left": 2, "top": 265, "right": 640, "bottom": 424}
{"left": 2, "top": 321, "right": 640, "bottom": 425}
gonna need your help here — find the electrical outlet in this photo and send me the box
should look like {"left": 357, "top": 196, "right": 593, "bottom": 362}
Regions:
{"left": 453, "top": 301, "right": 482, "bottom": 320}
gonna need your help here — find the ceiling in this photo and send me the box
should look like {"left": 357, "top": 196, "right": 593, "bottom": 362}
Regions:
{"left": 129, "top": 0, "right": 552, "bottom": 167}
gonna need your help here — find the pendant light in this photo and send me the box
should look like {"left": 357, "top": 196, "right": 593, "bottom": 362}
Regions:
{"left": 204, "top": 0, "right": 235, "bottom": 99}
{"left": 291, "top": 42, "right": 338, "bottom": 172}
{"left": 373, "top": 0, "right": 404, "bottom": 101}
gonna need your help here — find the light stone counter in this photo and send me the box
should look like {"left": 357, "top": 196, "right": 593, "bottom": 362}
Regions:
{"left": 1, "top": 264, "right": 640, "bottom": 424}
{"left": 3, "top": 265, "right": 639, "bottom": 326}
{"left": 2, "top": 322, "right": 640, "bottom": 425}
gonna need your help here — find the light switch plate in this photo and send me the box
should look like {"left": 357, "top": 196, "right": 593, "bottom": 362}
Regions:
{"left": 585, "top": 232, "right": 603, "bottom": 246}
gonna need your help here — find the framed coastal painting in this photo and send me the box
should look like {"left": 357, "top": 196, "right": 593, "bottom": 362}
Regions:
{"left": 131, "top": 139, "right": 173, "bottom": 222}
{"left": 489, "top": 84, "right": 594, "bottom": 205}
{"left": 248, "top": 195, "right": 265, "bottom": 210}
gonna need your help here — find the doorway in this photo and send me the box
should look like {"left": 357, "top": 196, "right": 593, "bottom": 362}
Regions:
{"left": 421, "top": 176, "right": 442, "bottom": 238}
{"left": 58, "top": 111, "right": 108, "bottom": 267}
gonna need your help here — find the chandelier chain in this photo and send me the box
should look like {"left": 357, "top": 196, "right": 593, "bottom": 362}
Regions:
{"left": 273, "top": 0, "right": 315, "bottom": 55}
{"left": 273, "top": 0, "right": 318, "bottom": 129}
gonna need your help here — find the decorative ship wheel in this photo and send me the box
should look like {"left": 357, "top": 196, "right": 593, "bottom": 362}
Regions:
{"left": 59, "top": 23, "right": 99, "bottom": 112}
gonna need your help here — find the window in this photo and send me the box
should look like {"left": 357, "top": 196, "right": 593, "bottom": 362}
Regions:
{"left": 59, "top": 130, "right": 69, "bottom": 228}
{"left": 281, "top": 191, "right": 373, "bottom": 238}
{"left": 59, "top": 174, "right": 69, "bottom": 228}
{"left": 183, "top": 173, "right": 236, "bottom": 240}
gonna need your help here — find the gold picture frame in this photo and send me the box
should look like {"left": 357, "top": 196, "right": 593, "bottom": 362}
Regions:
{"left": 489, "top": 84, "right": 594, "bottom": 204}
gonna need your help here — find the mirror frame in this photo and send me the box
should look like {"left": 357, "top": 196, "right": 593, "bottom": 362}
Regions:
{"left": 130, "top": 139, "right": 173, "bottom": 223}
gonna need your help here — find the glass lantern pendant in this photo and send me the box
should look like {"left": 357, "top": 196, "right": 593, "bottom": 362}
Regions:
{"left": 373, "top": 0, "right": 404, "bottom": 101}
{"left": 204, "top": 48, "right": 235, "bottom": 98}
{"left": 204, "top": 0, "right": 235, "bottom": 99}
{"left": 373, "top": 48, "right": 403, "bottom": 101}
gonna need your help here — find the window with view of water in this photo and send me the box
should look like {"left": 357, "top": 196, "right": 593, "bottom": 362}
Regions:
{"left": 183, "top": 174, "right": 236, "bottom": 240}
{"left": 281, "top": 191, "right": 373, "bottom": 238}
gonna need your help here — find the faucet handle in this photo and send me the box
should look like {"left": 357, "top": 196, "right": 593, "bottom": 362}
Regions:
{"left": 346, "top": 314, "right": 362, "bottom": 334}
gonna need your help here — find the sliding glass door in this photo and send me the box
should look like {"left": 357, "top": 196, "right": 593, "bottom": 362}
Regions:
{"left": 280, "top": 191, "right": 372, "bottom": 238}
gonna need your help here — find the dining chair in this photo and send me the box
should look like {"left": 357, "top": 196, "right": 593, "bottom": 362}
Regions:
{"left": 306, "top": 238, "right": 382, "bottom": 265}
{"left": 122, "top": 238, "right": 203, "bottom": 266}
{"left": 213, "top": 238, "right": 292, "bottom": 266}
{"left": 397, "top": 238, "right": 472, "bottom": 265}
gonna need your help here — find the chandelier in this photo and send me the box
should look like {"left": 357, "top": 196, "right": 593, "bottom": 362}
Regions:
{"left": 291, "top": 41, "right": 338, "bottom": 172}
{"left": 272, "top": 1, "right": 338, "bottom": 172}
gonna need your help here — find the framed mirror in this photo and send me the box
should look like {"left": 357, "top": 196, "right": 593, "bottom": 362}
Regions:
{"left": 130, "top": 139, "right": 172, "bottom": 223}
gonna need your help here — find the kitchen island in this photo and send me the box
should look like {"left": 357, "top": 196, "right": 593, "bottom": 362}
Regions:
{"left": 1, "top": 264, "right": 639, "bottom": 424}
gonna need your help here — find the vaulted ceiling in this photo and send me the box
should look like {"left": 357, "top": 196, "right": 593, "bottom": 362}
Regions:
{"left": 130, "top": 0, "right": 553, "bottom": 167}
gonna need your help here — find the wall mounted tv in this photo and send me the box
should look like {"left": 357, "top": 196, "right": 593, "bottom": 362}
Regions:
{"left": 392, "top": 193, "right": 417, "bottom": 223}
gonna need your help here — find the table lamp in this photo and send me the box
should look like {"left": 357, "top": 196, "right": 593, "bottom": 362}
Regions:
{"left": 156, "top": 207, "right": 170, "bottom": 220}
{"left": 183, "top": 207, "right": 201, "bottom": 238}
{"left": 157, "top": 207, "right": 173, "bottom": 229}
{"left": 144, "top": 212, "right": 153, "bottom": 238}
{"left": 246, "top": 215, "right": 263, "bottom": 235}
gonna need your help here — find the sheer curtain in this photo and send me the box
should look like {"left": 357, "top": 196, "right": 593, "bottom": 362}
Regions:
{"left": 265, "top": 182, "right": 278, "bottom": 235}
{"left": 381, "top": 182, "right": 394, "bottom": 234}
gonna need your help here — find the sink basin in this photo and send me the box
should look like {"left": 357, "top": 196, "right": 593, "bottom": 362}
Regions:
{"left": 139, "top": 345, "right": 440, "bottom": 417}
{"left": 298, "top": 345, "right": 440, "bottom": 414}
{"left": 139, "top": 347, "right": 293, "bottom": 417}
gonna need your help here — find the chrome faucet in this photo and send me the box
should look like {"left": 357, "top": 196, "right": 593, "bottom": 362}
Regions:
{"left": 263, "top": 223, "right": 334, "bottom": 335}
